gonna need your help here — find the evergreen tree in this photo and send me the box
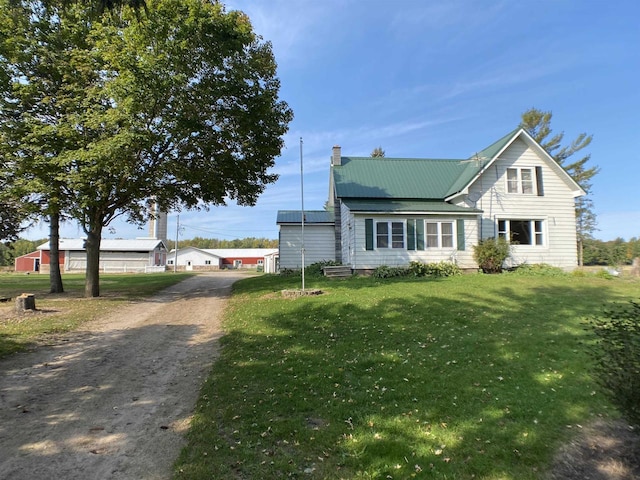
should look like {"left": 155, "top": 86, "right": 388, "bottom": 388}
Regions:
{"left": 520, "top": 108, "right": 599, "bottom": 265}
{"left": 371, "top": 146, "right": 385, "bottom": 157}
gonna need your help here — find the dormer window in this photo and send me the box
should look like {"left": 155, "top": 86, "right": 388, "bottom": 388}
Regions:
{"left": 507, "top": 167, "right": 534, "bottom": 194}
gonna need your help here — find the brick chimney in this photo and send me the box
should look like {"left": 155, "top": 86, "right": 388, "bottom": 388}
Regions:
{"left": 331, "top": 145, "right": 342, "bottom": 166}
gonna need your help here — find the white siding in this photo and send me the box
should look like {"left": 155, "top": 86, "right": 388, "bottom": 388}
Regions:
{"left": 350, "top": 215, "right": 478, "bottom": 270}
{"left": 171, "top": 248, "right": 221, "bottom": 267}
{"left": 467, "top": 138, "right": 579, "bottom": 269}
{"left": 341, "top": 201, "right": 352, "bottom": 266}
{"left": 66, "top": 250, "right": 153, "bottom": 272}
{"left": 278, "top": 224, "right": 335, "bottom": 269}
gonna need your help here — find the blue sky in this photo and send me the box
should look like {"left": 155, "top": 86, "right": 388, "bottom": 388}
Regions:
{"left": 25, "top": 0, "right": 640, "bottom": 242}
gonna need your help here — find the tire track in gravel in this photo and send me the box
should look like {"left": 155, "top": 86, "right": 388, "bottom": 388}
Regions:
{"left": 0, "top": 272, "right": 246, "bottom": 480}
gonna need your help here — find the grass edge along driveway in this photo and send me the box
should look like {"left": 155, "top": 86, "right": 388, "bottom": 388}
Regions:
{"left": 175, "top": 273, "right": 638, "bottom": 480}
{"left": 0, "top": 272, "right": 194, "bottom": 358}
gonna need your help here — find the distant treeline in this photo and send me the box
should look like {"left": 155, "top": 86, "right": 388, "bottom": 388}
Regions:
{"left": 168, "top": 236, "right": 278, "bottom": 250}
{"left": 0, "top": 237, "right": 278, "bottom": 267}
{"left": 582, "top": 237, "right": 640, "bottom": 266}
{"left": 1, "top": 236, "right": 637, "bottom": 268}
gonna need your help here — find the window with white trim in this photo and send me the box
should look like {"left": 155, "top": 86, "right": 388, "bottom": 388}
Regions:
{"left": 375, "top": 221, "right": 404, "bottom": 249}
{"left": 425, "top": 221, "right": 454, "bottom": 248}
{"left": 507, "top": 167, "right": 534, "bottom": 194}
{"left": 498, "top": 219, "right": 544, "bottom": 245}
{"left": 205, "top": 260, "right": 211, "bottom": 265}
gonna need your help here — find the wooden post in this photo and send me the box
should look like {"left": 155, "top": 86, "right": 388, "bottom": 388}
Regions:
{"left": 15, "top": 293, "right": 36, "bottom": 313}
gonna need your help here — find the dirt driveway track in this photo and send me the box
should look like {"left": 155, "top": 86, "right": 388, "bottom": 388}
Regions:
{"left": 0, "top": 272, "right": 246, "bottom": 480}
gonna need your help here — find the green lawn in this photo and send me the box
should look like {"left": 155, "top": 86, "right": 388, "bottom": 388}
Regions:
{"left": 174, "top": 272, "right": 639, "bottom": 480}
{"left": 0, "top": 272, "right": 193, "bottom": 357}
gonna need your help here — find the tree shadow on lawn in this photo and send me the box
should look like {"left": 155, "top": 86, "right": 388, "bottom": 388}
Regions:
{"left": 188, "top": 279, "right": 638, "bottom": 479}
{"left": 0, "top": 322, "right": 216, "bottom": 480}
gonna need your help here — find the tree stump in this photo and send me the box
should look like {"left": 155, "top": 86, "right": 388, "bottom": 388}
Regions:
{"left": 15, "top": 294, "right": 36, "bottom": 313}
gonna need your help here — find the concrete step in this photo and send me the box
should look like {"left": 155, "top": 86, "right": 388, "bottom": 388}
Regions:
{"left": 322, "top": 266, "right": 352, "bottom": 278}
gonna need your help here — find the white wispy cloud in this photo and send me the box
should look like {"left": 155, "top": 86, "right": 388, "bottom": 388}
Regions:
{"left": 224, "top": 0, "right": 335, "bottom": 65}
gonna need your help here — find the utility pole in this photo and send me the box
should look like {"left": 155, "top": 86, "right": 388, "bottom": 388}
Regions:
{"left": 174, "top": 215, "right": 179, "bottom": 273}
{"left": 300, "top": 137, "right": 305, "bottom": 291}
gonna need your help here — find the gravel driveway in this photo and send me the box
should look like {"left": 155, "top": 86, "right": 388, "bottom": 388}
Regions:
{"left": 0, "top": 272, "right": 245, "bottom": 480}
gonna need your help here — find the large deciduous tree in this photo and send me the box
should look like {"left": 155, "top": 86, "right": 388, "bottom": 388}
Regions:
{"left": 520, "top": 108, "right": 599, "bottom": 266}
{"left": 0, "top": 0, "right": 292, "bottom": 297}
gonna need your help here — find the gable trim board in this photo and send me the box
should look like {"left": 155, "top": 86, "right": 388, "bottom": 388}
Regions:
{"left": 277, "top": 128, "right": 584, "bottom": 272}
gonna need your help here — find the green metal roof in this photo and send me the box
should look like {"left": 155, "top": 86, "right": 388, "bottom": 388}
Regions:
{"left": 334, "top": 157, "right": 483, "bottom": 199}
{"left": 277, "top": 210, "right": 334, "bottom": 224}
{"left": 475, "top": 127, "right": 521, "bottom": 161}
{"left": 342, "top": 199, "right": 481, "bottom": 214}
{"left": 333, "top": 129, "right": 521, "bottom": 200}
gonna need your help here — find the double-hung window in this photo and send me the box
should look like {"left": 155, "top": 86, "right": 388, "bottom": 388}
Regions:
{"left": 425, "top": 221, "right": 454, "bottom": 248}
{"left": 507, "top": 167, "right": 534, "bottom": 194}
{"left": 498, "top": 219, "right": 544, "bottom": 246}
{"left": 368, "top": 218, "right": 464, "bottom": 251}
{"left": 375, "top": 221, "right": 404, "bottom": 249}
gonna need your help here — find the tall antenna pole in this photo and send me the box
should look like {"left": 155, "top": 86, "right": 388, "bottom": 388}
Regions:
{"left": 300, "top": 137, "right": 305, "bottom": 291}
{"left": 174, "top": 214, "right": 179, "bottom": 273}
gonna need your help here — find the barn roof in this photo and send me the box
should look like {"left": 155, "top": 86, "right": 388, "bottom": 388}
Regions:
{"left": 38, "top": 238, "right": 166, "bottom": 252}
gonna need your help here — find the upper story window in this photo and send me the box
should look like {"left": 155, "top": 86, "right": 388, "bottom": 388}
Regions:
{"left": 507, "top": 167, "right": 534, "bottom": 194}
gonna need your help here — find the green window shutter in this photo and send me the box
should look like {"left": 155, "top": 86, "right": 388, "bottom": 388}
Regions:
{"left": 365, "top": 219, "right": 374, "bottom": 250}
{"left": 407, "top": 219, "right": 416, "bottom": 250}
{"left": 535, "top": 166, "right": 544, "bottom": 196}
{"left": 416, "top": 219, "right": 425, "bottom": 250}
{"left": 456, "top": 219, "right": 465, "bottom": 251}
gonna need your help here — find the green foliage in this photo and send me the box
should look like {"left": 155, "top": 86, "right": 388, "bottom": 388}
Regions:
{"left": 507, "top": 263, "right": 567, "bottom": 277}
{"left": 0, "top": 238, "right": 45, "bottom": 267}
{"left": 177, "top": 274, "right": 637, "bottom": 479}
{"left": 586, "top": 301, "right": 640, "bottom": 426}
{"left": 473, "top": 237, "right": 510, "bottom": 273}
{"left": 372, "top": 265, "right": 409, "bottom": 278}
{"left": 409, "top": 261, "right": 462, "bottom": 277}
{"left": 0, "top": 0, "right": 292, "bottom": 296}
{"left": 594, "top": 269, "right": 618, "bottom": 280}
{"left": 278, "top": 268, "right": 298, "bottom": 277}
{"left": 0, "top": 196, "right": 29, "bottom": 242}
{"left": 370, "top": 146, "right": 385, "bottom": 157}
{"left": 583, "top": 237, "right": 633, "bottom": 267}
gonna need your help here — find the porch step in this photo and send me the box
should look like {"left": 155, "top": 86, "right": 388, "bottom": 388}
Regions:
{"left": 322, "top": 266, "right": 352, "bottom": 278}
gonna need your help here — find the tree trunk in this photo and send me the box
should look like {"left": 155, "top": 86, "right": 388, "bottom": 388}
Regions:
{"left": 49, "top": 212, "right": 64, "bottom": 293}
{"left": 84, "top": 226, "right": 102, "bottom": 298}
{"left": 577, "top": 237, "right": 584, "bottom": 267}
